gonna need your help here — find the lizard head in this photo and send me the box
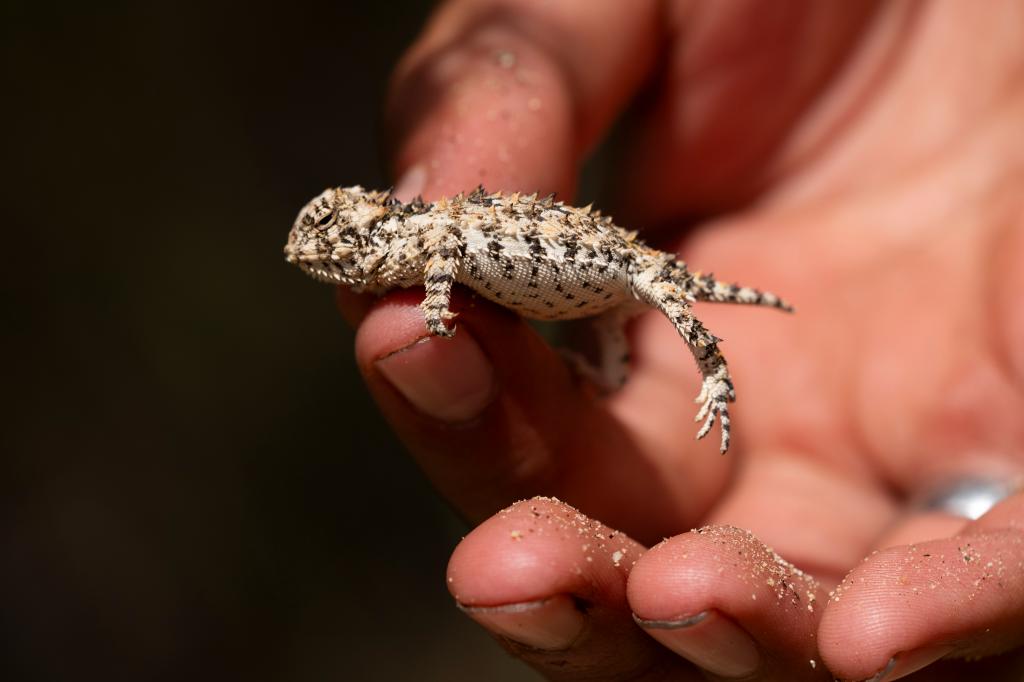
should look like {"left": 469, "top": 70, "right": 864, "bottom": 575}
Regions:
{"left": 284, "top": 186, "right": 391, "bottom": 286}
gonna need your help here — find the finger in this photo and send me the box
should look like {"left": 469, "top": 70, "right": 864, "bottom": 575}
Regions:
{"left": 628, "top": 525, "right": 831, "bottom": 681}
{"left": 819, "top": 492, "right": 1024, "bottom": 681}
{"left": 385, "top": 0, "right": 660, "bottom": 200}
{"left": 354, "top": 288, "right": 729, "bottom": 541}
{"left": 614, "top": 2, "right": 888, "bottom": 223}
{"left": 448, "top": 497, "right": 697, "bottom": 681}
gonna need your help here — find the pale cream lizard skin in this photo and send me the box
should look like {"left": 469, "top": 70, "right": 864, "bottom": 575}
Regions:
{"left": 284, "top": 186, "right": 793, "bottom": 453}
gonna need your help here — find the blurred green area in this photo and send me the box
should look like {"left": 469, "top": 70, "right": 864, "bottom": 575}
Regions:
{"left": 4, "top": 2, "right": 534, "bottom": 679}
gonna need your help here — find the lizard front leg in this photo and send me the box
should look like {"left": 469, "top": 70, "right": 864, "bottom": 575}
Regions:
{"left": 631, "top": 261, "right": 736, "bottom": 453}
{"left": 420, "top": 233, "right": 463, "bottom": 338}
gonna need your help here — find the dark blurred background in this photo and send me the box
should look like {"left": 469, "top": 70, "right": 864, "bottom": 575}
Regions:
{"left": 4, "top": 1, "right": 538, "bottom": 679}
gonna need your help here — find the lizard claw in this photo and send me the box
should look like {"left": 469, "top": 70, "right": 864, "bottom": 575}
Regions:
{"left": 424, "top": 309, "right": 458, "bottom": 337}
{"left": 694, "top": 372, "right": 734, "bottom": 453}
{"left": 426, "top": 318, "right": 457, "bottom": 338}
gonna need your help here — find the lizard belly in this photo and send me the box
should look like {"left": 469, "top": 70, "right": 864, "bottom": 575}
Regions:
{"left": 456, "top": 249, "right": 631, "bottom": 320}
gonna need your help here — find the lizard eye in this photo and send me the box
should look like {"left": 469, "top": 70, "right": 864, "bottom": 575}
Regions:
{"left": 316, "top": 212, "right": 334, "bottom": 226}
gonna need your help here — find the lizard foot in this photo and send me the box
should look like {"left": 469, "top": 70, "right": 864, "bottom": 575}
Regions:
{"left": 694, "top": 370, "right": 735, "bottom": 453}
{"left": 425, "top": 309, "right": 458, "bottom": 338}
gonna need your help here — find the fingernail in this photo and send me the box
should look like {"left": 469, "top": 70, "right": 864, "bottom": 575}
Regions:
{"left": 393, "top": 164, "right": 427, "bottom": 202}
{"left": 375, "top": 332, "right": 496, "bottom": 422}
{"left": 861, "top": 643, "right": 954, "bottom": 681}
{"left": 635, "top": 609, "right": 760, "bottom": 678}
{"left": 861, "top": 657, "right": 897, "bottom": 682}
{"left": 459, "top": 595, "right": 586, "bottom": 651}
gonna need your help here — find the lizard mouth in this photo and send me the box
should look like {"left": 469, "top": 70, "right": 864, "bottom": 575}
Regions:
{"left": 298, "top": 262, "right": 345, "bottom": 284}
{"left": 287, "top": 254, "right": 355, "bottom": 285}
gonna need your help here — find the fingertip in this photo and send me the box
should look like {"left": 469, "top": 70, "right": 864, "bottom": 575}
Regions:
{"left": 628, "top": 526, "right": 827, "bottom": 677}
{"left": 629, "top": 526, "right": 823, "bottom": 625}
{"left": 817, "top": 545, "right": 936, "bottom": 679}
{"left": 448, "top": 496, "right": 643, "bottom": 607}
{"left": 354, "top": 290, "right": 496, "bottom": 424}
{"left": 353, "top": 289, "right": 434, "bottom": 367}
{"left": 448, "top": 499, "right": 691, "bottom": 678}
{"left": 819, "top": 531, "right": 1024, "bottom": 680}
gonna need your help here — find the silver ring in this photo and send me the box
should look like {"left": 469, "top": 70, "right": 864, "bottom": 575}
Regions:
{"left": 913, "top": 477, "right": 1018, "bottom": 520}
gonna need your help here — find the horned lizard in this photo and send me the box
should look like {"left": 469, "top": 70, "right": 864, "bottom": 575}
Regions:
{"left": 284, "top": 186, "right": 792, "bottom": 453}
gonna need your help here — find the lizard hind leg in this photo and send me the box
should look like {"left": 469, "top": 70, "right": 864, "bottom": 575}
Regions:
{"left": 591, "top": 302, "right": 647, "bottom": 389}
{"left": 564, "top": 303, "right": 645, "bottom": 390}
{"left": 678, "top": 308, "right": 735, "bottom": 454}
{"left": 632, "top": 266, "right": 736, "bottom": 453}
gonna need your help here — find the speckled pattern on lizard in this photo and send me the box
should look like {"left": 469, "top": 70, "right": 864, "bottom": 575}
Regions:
{"left": 284, "top": 186, "right": 793, "bottom": 453}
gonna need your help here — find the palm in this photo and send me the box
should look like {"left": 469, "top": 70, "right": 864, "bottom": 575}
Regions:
{"left": 635, "top": 176, "right": 1023, "bottom": 583}
{"left": 358, "top": 0, "right": 1024, "bottom": 678}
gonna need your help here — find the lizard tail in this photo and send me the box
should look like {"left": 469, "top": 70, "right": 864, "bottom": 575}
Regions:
{"left": 687, "top": 272, "right": 794, "bottom": 312}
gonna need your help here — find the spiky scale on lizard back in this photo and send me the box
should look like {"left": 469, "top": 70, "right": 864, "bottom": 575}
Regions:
{"left": 284, "top": 185, "right": 793, "bottom": 453}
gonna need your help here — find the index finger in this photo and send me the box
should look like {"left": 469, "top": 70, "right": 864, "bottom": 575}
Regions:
{"left": 385, "top": 0, "right": 660, "bottom": 200}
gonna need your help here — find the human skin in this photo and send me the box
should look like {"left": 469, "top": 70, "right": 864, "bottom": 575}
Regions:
{"left": 342, "top": 1, "right": 1024, "bottom": 680}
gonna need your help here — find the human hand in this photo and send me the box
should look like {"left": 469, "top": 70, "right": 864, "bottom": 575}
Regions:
{"left": 346, "top": 1, "right": 1024, "bottom": 679}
